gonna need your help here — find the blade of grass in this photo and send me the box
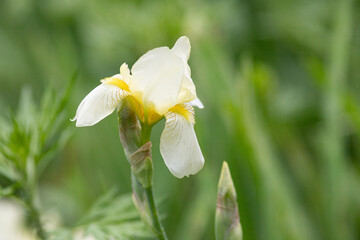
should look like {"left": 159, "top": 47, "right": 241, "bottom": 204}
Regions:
{"left": 321, "top": 0, "right": 353, "bottom": 239}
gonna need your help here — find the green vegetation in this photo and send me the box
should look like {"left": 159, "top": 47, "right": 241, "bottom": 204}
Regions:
{"left": 0, "top": 0, "right": 359, "bottom": 239}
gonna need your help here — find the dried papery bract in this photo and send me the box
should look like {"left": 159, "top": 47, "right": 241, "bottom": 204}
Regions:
{"left": 215, "top": 162, "right": 242, "bottom": 240}
{"left": 130, "top": 142, "right": 153, "bottom": 188}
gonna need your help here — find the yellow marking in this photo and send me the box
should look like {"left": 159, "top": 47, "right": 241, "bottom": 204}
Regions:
{"left": 125, "top": 96, "right": 163, "bottom": 125}
{"left": 102, "top": 76, "right": 130, "bottom": 92}
{"left": 169, "top": 104, "right": 194, "bottom": 123}
{"left": 101, "top": 74, "right": 166, "bottom": 125}
{"left": 148, "top": 110, "right": 163, "bottom": 125}
{"left": 127, "top": 96, "right": 145, "bottom": 122}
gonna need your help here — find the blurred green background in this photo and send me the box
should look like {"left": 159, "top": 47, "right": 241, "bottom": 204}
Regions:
{"left": 1, "top": 0, "right": 360, "bottom": 239}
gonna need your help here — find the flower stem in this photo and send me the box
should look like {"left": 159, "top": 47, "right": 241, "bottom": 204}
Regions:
{"left": 119, "top": 105, "right": 167, "bottom": 240}
{"left": 144, "top": 186, "right": 167, "bottom": 240}
{"left": 140, "top": 122, "right": 168, "bottom": 240}
{"left": 140, "top": 123, "right": 152, "bottom": 144}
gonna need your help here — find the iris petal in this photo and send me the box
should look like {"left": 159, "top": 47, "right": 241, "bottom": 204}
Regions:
{"left": 187, "top": 98, "right": 204, "bottom": 109}
{"left": 172, "top": 36, "right": 191, "bottom": 61}
{"left": 131, "top": 47, "right": 185, "bottom": 115}
{"left": 172, "top": 37, "right": 197, "bottom": 106}
{"left": 160, "top": 104, "right": 204, "bottom": 178}
{"left": 72, "top": 84, "right": 128, "bottom": 127}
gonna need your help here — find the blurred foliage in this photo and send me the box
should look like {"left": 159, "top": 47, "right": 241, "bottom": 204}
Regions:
{"left": 0, "top": 81, "right": 73, "bottom": 199}
{"left": 0, "top": 77, "right": 153, "bottom": 240}
{"left": 1, "top": 0, "right": 360, "bottom": 239}
{"left": 0, "top": 77, "right": 74, "bottom": 238}
{"left": 50, "top": 190, "right": 154, "bottom": 240}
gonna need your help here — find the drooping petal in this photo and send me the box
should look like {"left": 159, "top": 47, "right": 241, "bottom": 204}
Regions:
{"left": 101, "top": 71, "right": 130, "bottom": 92}
{"left": 187, "top": 97, "right": 204, "bottom": 109}
{"left": 72, "top": 84, "right": 129, "bottom": 127}
{"left": 172, "top": 36, "right": 191, "bottom": 61}
{"left": 130, "top": 47, "right": 185, "bottom": 115}
{"left": 160, "top": 104, "right": 204, "bottom": 178}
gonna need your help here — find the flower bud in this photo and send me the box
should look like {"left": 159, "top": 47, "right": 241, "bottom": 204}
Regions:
{"left": 118, "top": 100, "right": 154, "bottom": 225}
{"left": 118, "top": 100, "right": 141, "bottom": 159}
{"left": 215, "top": 162, "right": 242, "bottom": 240}
{"left": 130, "top": 142, "right": 153, "bottom": 188}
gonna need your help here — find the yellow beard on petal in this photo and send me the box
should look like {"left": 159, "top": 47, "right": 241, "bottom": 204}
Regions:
{"left": 102, "top": 76, "right": 130, "bottom": 92}
{"left": 168, "top": 104, "right": 195, "bottom": 123}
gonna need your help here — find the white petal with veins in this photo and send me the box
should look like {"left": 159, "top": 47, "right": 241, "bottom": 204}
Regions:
{"left": 160, "top": 108, "right": 204, "bottom": 178}
{"left": 72, "top": 84, "right": 128, "bottom": 127}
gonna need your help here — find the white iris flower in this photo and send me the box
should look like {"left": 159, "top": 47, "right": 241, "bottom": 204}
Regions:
{"left": 72, "top": 36, "right": 204, "bottom": 178}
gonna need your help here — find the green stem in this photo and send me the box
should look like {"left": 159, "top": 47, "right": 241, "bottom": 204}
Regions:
{"left": 140, "top": 123, "right": 152, "bottom": 144}
{"left": 24, "top": 169, "right": 47, "bottom": 240}
{"left": 139, "top": 122, "right": 168, "bottom": 240}
{"left": 144, "top": 186, "right": 167, "bottom": 240}
{"left": 26, "top": 198, "right": 47, "bottom": 240}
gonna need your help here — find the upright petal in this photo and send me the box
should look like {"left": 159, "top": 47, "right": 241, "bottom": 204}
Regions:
{"left": 160, "top": 104, "right": 204, "bottom": 178}
{"left": 172, "top": 36, "right": 197, "bottom": 105}
{"left": 131, "top": 47, "right": 185, "bottom": 115}
{"left": 72, "top": 84, "right": 128, "bottom": 127}
{"left": 172, "top": 36, "right": 191, "bottom": 61}
{"left": 120, "top": 63, "right": 131, "bottom": 86}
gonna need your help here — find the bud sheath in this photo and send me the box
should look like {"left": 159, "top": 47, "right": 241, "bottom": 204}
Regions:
{"left": 118, "top": 100, "right": 141, "bottom": 159}
{"left": 215, "top": 161, "right": 242, "bottom": 240}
